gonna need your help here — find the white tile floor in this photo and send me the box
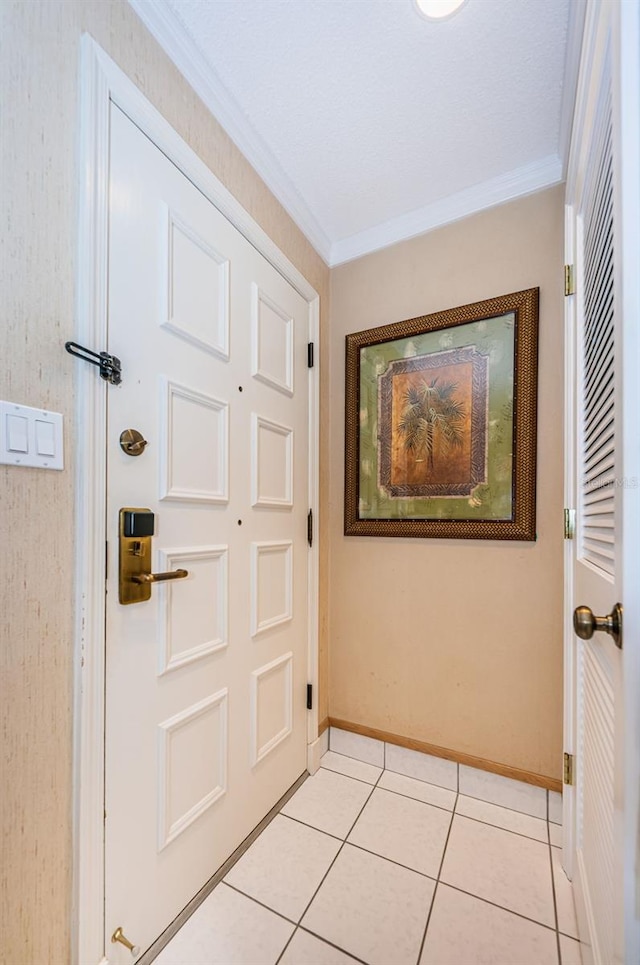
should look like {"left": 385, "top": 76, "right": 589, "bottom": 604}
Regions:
{"left": 154, "top": 752, "right": 582, "bottom": 965}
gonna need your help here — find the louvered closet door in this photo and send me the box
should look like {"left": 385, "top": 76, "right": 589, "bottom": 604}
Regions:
{"left": 569, "top": 27, "right": 623, "bottom": 965}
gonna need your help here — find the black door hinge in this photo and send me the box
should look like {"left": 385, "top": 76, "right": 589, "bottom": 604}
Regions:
{"left": 307, "top": 509, "right": 313, "bottom": 547}
{"left": 65, "top": 341, "right": 122, "bottom": 385}
{"left": 308, "top": 342, "right": 314, "bottom": 368}
{"left": 306, "top": 684, "right": 313, "bottom": 710}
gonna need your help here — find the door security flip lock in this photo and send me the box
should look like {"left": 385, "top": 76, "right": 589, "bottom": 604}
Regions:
{"left": 65, "top": 341, "right": 122, "bottom": 386}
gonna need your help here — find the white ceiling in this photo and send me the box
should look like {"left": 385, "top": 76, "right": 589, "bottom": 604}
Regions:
{"left": 131, "top": 0, "right": 581, "bottom": 266}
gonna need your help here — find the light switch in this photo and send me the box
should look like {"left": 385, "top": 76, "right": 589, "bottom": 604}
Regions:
{"left": 0, "top": 400, "right": 64, "bottom": 470}
{"left": 35, "top": 419, "right": 56, "bottom": 456}
{"left": 7, "top": 414, "right": 29, "bottom": 452}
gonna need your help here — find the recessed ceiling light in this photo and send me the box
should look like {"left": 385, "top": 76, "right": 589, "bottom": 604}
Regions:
{"left": 415, "top": 0, "right": 468, "bottom": 21}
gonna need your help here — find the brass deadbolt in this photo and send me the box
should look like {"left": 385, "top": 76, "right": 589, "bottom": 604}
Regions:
{"left": 120, "top": 428, "right": 148, "bottom": 457}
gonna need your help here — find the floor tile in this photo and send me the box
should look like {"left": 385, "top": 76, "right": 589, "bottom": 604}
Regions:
{"left": 321, "top": 750, "right": 382, "bottom": 785}
{"left": 224, "top": 815, "right": 340, "bottom": 921}
{"left": 348, "top": 787, "right": 451, "bottom": 877}
{"left": 385, "top": 743, "right": 457, "bottom": 790}
{"left": 378, "top": 770, "right": 456, "bottom": 811}
{"left": 440, "top": 815, "right": 555, "bottom": 926}
{"left": 279, "top": 928, "right": 361, "bottom": 964}
{"left": 560, "top": 934, "right": 583, "bottom": 964}
{"left": 552, "top": 847, "right": 579, "bottom": 939}
{"left": 302, "top": 844, "right": 435, "bottom": 965}
{"left": 329, "top": 727, "right": 384, "bottom": 766}
{"left": 549, "top": 822, "right": 563, "bottom": 848}
{"left": 420, "top": 884, "right": 558, "bottom": 965}
{"left": 281, "top": 767, "right": 372, "bottom": 839}
{"left": 459, "top": 765, "right": 547, "bottom": 818}
{"left": 153, "top": 882, "right": 293, "bottom": 965}
{"left": 549, "top": 790, "right": 563, "bottom": 825}
{"left": 456, "top": 794, "right": 548, "bottom": 842}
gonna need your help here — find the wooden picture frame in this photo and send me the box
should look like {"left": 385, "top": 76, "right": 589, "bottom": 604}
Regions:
{"left": 344, "top": 288, "right": 539, "bottom": 540}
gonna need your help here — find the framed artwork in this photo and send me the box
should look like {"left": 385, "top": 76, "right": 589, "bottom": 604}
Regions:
{"left": 344, "top": 288, "right": 539, "bottom": 540}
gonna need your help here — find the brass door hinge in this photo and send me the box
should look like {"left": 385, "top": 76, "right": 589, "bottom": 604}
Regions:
{"left": 563, "top": 752, "right": 574, "bottom": 786}
{"left": 564, "top": 264, "right": 575, "bottom": 296}
{"left": 564, "top": 508, "right": 576, "bottom": 539}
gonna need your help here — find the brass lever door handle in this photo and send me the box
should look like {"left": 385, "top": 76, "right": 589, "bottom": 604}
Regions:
{"left": 573, "top": 603, "right": 623, "bottom": 649}
{"left": 131, "top": 569, "right": 189, "bottom": 584}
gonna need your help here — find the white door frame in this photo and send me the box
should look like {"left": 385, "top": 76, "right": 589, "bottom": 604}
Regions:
{"left": 72, "top": 36, "right": 320, "bottom": 965}
{"left": 563, "top": 2, "right": 640, "bottom": 963}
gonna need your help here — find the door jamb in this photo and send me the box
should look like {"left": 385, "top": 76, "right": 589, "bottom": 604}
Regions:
{"left": 73, "top": 36, "right": 320, "bottom": 965}
{"left": 562, "top": 198, "right": 576, "bottom": 879}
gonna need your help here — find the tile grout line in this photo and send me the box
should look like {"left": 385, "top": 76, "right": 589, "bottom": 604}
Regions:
{"left": 454, "top": 811, "right": 551, "bottom": 845}
{"left": 279, "top": 811, "right": 345, "bottom": 842}
{"left": 325, "top": 748, "right": 552, "bottom": 822}
{"left": 548, "top": 824, "right": 563, "bottom": 965}
{"left": 227, "top": 763, "right": 562, "bottom": 965}
{"left": 141, "top": 771, "right": 309, "bottom": 964}
{"left": 339, "top": 840, "right": 439, "bottom": 881}
{"left": 329, "top": 732, "right": 385, "bottom": 770}
{"left": 319, "top": 759, "right": 456, "bottom": 812}
{"left": 459, "top": 787, "right": 548, "bottom": 821}
{"left": 318, "top": 779, "right": 557, "bottom": 847}
{"left": 319, "top": 761, "right": 383, "bottom": 787}
{"left": 296, "top": 926, "right": 369, "bottom": 965}
{"left": 222, "top": 881, "right": 298, "bottom": 928}
{"left": 275, "top": 766, "right": 385, "bottom": 965}
{"left": 287, "top": 771, "right": 560, "bottom": 931}
{"left": 415, "top": 786, "right": 459, "bottom": 965}
{"left": 435, "top": 880, "right": 561, "bottom": 935}
{"left": 273, "top": 925, "right": 296, "bottom": 964}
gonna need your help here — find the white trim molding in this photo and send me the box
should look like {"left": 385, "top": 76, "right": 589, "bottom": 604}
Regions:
{"left": 558, "top": 0, "right": 588, "bottom": 176}
{"left": 129, "top": 0, "right": 333, "bottom": 264}
{"left": 330, "top": 154, "right": 563, "bottom": 266}
{"left": 73, "top": 35, "right": 320, "bottom": 965}
{"left": 128, "top": 0, "right": 574, "bottom": 268}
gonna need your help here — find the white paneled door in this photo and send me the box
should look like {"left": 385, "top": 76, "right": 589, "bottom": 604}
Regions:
{"left": 104, "top": 103, "right": 310, "bottom": 959}
{"left": 565, "top": 2, "right": 640, "bottom": 964}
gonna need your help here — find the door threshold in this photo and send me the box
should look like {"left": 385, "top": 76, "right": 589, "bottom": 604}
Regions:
{"left": 137, "top": 770, "right": 309, "bottom": 965}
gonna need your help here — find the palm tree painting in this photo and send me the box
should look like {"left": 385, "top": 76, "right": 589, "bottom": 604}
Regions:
{"left": 397, "top": 377, "right": 466, "bottom": 475}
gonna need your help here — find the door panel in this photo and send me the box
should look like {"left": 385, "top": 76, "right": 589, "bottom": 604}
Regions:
{"left": 566, "top": 6, "right": 625, "bottom": 964}
{"left": 105, "top": 103, "right": 309, "bottom": 958}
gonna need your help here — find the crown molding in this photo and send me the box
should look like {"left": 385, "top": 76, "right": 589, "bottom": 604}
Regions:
{"left": 128, "top": 0, "right": 333, "bottom": 264}
{"left": 329, "top": 154, "right": 563, "bottom": 266}
{"left": 558, "top": 0, "right": 588, "bottom": 176}
{"left": 130, "top": 0, "right": 566, "bottom": 270}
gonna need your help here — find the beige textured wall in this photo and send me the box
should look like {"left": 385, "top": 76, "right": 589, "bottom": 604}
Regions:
{"left": 0, "top": 3, "right": 329, "bottom": 963}
{"left": 329, "top": 186, "right": 565, "bottom": 781}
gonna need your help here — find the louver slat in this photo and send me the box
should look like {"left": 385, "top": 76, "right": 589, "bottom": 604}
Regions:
{"left": 580, "top": 81, "right": 615, "bottom": 579}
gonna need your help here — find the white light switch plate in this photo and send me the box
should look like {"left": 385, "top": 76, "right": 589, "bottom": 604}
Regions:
{"left": 0, "top": 400, "right": 64, "bottom": 470}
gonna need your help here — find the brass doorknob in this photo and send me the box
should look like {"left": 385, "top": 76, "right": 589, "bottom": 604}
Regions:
{"left": 573, "top": 603, "right": 623, "bottom": 649}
